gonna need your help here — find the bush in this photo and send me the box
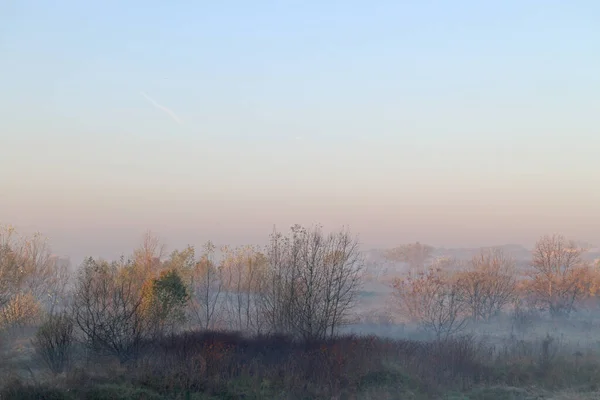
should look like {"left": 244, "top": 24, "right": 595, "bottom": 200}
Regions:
{"left": 32, "top": 312, "right": 75, "bottom": 374}
{"left": 0, "top": 382, "right": 166, "bottom": 400}
{"left": 0, "top": 379, "right": 73, "bottom": 400}
{"left": 81, "top": 383, "right": 166, "bottom": 400}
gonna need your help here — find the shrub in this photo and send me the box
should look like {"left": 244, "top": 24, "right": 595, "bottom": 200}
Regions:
{"left": 32, "top": 312, "right": 75, "bottom": 374}
{"left": 0, "top": 379, "right": 73, "bottom": 400}
{"left": 81, "top": 383, "right": 166, "bottom": 400}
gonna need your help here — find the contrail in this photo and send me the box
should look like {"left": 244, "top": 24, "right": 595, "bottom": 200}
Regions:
{"left": 140, "top": 91, "right": 183, "bottom": 125}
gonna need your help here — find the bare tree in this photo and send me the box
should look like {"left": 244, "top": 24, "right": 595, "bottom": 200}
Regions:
{"left": 189, "top": 242, "right": 224, "bottom": 330}
{"left": 262, "top": 225, "right": 364, "bottom": 340}
{"left": 528, "top": 234, "right": 587, "bottom": 316}
{"left": 133, "top": 230, "right": 165, "bottom": 277}
{"left": 18, "top": 232, "right": 61, "bottom": 302}
{"left": 221, "top": 245, "right": 268, "bottom": 334}
{"left": 385, "top": 242, "right": 435, "bottom": 272}
{"left": 261, "top": 227, "right": 295, "bottom": 335}
{"left": 321, "top": 231, "right": 364, "bottom": 338}
{"left": 72, "top": 258, "right": 148, "bottom": 363}
{"left": 392, "top": 265, "right": 468, "bottom": 341}
{"left": 455, "top": 248, "right": 517, "bottom": 321}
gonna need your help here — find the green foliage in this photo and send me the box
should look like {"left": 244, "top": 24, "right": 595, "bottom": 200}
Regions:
{"left": 146, "top": 269, "right": 190, "bottom": 335}
{"left": 153, "top": 270, "right": 189, "bottom": 307}
{"left": 152, "top": 270, "right": 189, "bottom": 319}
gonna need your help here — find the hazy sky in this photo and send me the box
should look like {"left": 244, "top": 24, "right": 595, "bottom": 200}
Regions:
{"left": 1, "top": 1, "right": 599, "bottom": 262}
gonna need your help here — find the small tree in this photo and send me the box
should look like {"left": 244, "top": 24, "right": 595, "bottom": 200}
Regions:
{"left": 455, "top": 248, "right": 516, "bottom": 321}
{"left": 393, "top": 265, "right": 468, "bottom": 340}
{"left": 143, "top": 269, "right": 189, "bottom": 337}
{"left": 263, "top": 225, "right": 364, "bottom": 340}
{"left": 32, "top": 312, "right": 74, "bottom": 374}
{"left": 529, "top": 234, "right": 587, "bottom": 316}
{"left": 72, "top": 258, "right": 147, "bottom": 363}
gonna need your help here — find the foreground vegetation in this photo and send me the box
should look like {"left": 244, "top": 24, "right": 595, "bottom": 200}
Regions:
{"left": 3, "top": 327, "right": 600, "bottom": 400}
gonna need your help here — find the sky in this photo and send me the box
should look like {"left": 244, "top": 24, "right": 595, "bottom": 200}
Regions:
{"left": 1, "top": 1, "right": 599, "bottom": 263}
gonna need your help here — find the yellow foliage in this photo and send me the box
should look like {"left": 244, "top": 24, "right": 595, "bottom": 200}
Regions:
{"left": 0, "top": 292, "right": 42, "bottom": 329}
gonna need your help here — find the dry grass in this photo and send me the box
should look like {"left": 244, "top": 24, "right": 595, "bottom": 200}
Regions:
{"left": 2, "top": 328, "right": 600, "bottom": 399}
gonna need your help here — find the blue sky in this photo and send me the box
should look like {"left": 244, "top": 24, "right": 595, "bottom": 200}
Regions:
{"left": 1, "top": 1, "right": 599, "bottom": 261}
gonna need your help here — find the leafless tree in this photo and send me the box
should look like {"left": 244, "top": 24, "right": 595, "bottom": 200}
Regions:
{"left": 18, "top": 232, "right": 61, "bottom": 301}
{"left": 189, "top": 241, "right": 224, "bottom": 330}
{"left": 262, "top": 225, "right": 364, "bottom": 340}
{"left": 221, "top": 245, "right": 268, "bottom": 334}
{"left": 133, "top": 230, "right": 165, "bottom": 277}
{"left": 393, "top": 264, "right": 468, "bottom": 341}
{"left": 261, "top": 227, "right": 295, "bottom": 335}
{"left": 455, "top": 248, "right": 517, "bottom": 321}
{"left": 71, "top": 258, "right": 148, "bottom": 363}
{"left": 385, "top": 242, "right": 435, "bottom": 272}
{"left": 528, "top": 234, "right": 587, "bottom": 316}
